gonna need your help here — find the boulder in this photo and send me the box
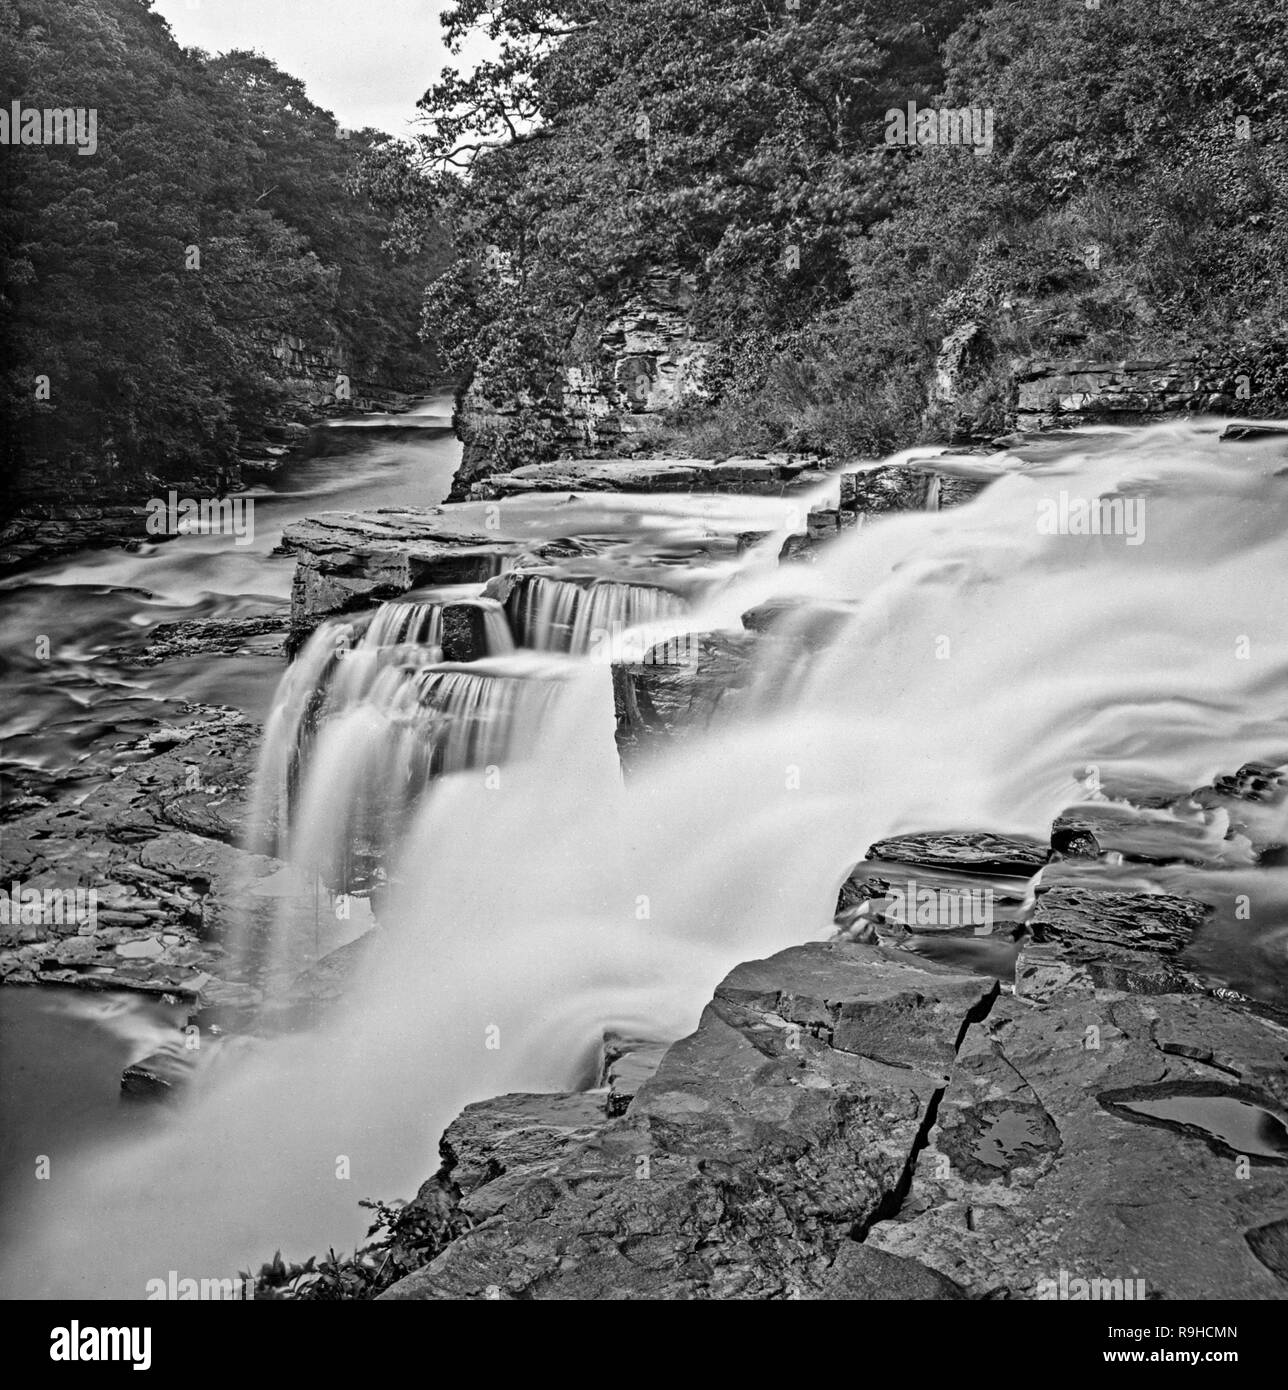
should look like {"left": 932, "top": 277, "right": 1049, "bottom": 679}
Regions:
{"left": 611, "top": 630, "right": 758, "bottom": 771}
{"left": 280, "top": 510, "right": 526, "bottom": 645}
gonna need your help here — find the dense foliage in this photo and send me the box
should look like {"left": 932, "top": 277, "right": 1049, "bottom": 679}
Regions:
{"left": 394, "top": 0, "right": 1288, "bottom": 457}
{"left": 0, "top": 0, "right": 448, "bottom": 501}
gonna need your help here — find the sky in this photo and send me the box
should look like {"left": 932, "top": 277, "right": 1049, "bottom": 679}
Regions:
{"left": 151, "top": 0, "right": 483, "bottom": 138}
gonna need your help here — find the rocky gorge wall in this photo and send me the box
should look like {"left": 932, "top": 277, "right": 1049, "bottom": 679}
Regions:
{"left": 451, "top": 271, "right": 715, "bottom": 500}
{"left": 1013, "top": 352, "right": 1287, "bottom": 430}
{"left": 455, "top": 271, "right": 1288, "bottom": 501}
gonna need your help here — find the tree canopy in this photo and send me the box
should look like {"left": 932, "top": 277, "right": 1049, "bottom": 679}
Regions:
{"left": 0, "top": 0, "right": 449, "bottom": 499}
{"left": 392, "top": 0, "right": 1288, "bottom": 456}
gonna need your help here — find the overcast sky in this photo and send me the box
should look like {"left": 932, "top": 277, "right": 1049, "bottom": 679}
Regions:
{"left": 152, "top": 0, "right": 482, "bottom": 138}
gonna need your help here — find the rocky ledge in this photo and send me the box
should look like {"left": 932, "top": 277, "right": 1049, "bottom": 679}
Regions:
{"left": 279, "top": 510, "right": 528, "bottom": 647}
{"left": 0, "top": 704, "right": 272, "bottom": 1011}
{"left": 375, "top": 919, "right": 1288, "bottom": 1300}
{"left": 465, "top": 455, "right": 831, "bottom": 501}
{"left": 374, "top": 788, "right": 1288, "bottom": 1300}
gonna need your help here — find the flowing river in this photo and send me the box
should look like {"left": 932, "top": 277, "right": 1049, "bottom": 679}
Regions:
{"left": 2, "top": 414, "right": 1286, "bottom": 1297}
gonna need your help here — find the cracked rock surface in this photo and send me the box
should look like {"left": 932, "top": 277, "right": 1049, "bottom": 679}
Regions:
{"left": 380, "top": 943, "right": 996, "bottom": 1300}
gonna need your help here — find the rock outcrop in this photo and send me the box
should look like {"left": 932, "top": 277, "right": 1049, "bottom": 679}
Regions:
{"left": 279, "top": 511, "right": 526, "bottom": 647}
{"left": 611, "top": 631, "right": 759, "bottom": 772}
{"left": 374, "top": 792, "right": 1288, "bottom": 1300}
{"left": 782, "top": 455, "right": 998, "bottom": 559}
{"left": 0, "top": 704, "right": 270, "bottom": 1010}
{"left": 466, "top": 455, "right": 829, "bottom": 501}
{"left": 453, "top": 272, "right": 716, "bottom": 499}
{"left": 1013, "top": 356, "right": 1264, "bottom": 430}
{"left": 381, "top": 942, "right": 996, "bottom": 1300}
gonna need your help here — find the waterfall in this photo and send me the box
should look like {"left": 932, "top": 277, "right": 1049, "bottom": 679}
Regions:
{"left": 507, "top": 574, "right": 583, "bottom": 651}
{"left": 479, "top": 602, "right": 516, "bottom": 657}
{"left": 268, "top": 655, "right": 569, "bottom": 897}
{"left": 365, "top": 600, "right": 444, "bottom": 647}
{"left": 508, "top": 575, "right": 688, "bottom": 654}
{"left": 251, "top": 596, "right": 515, "bottom": 865}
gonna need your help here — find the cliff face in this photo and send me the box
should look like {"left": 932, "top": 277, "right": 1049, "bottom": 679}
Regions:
{"left": 452, "top": 271, "right": 715, "bottom": 500}
{"left": 1013, "top": 354, "right": 1278, "bottom": 430}
{"left": 260, "top": 333, "right": 424, "bottom": 416}
{"left": 927, "top": 315, "right": 1288, "bottom": 442}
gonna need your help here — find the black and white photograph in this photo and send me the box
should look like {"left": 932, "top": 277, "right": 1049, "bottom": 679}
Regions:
{"left": 1, "top": 0, "right": 1286, "bottom": 1347}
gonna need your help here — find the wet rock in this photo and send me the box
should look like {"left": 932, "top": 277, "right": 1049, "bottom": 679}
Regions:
{"left": 611, "top": 630, "right": 757, "bottom": 772}
{"left": 867, "top": 989, "right": 1288, "bottom": 1299}
{"left": 839, "top": 462, "right": 993, "bottom": 515}
{"left": 780, "top": 461, "right": 994, "bottom": 559}
{"left": 439, "top": 602, "right": 495, "bottom": 662}
{"left": 778, "top": 506, "right": 859, "bottom": 561}
{"left": 1051, "top": 789, "right": 1270, "bottom": 868}
{"left": 256, "top": 932, "right": 378, "bottom": 1030}
{"left": 834, "top": 832, "right": 1038, "bottom": 956}
{"left": 107, "top": 616, "right": 287, "bottom": 667}
{"left": 1220, "top": 423, "right": 1288, "bottom": 443}
{"left": 1207, "top": 762, "right": 1288, "bottom": 805}
{"left": 1098, "top": 1082, "right": 1288, "bottom": 1164}
{"left": 0, "top": 503, "right": 155, "bottom": 572}
{"left": 1028, "top": 886, "right": 1210, "bottom": 994}
{"left": 438, "top": 1091, "right": 610, "bottom": 1225}
{"left": 281, "top": 511, "right": 526, "bottom": 645}
{"left": 1245, "top": 1217, "right": 1288, "bottom": 1282}
{"left": 0, "top": 704, "right": 275, "bottom": 999}
{"left": 380, "top": 942, "right": 996, "bottom": 1300}
{"left": 864, "top": 831, "right": 1050, "bottom": 878}
{"left": 816, "top": 1242, "right": 970, "bottom": 1300}
{"left": 121, "top": 1039, "right": 203, "bottom": 1100}
{"left": 601, "top": 1034, "right": 669, "bottom": 1118}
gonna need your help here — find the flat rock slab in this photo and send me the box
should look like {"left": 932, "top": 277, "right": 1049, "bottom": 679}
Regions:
{"left": 866, "top": 831, "right": 1051, "bottom": 877}
{"left": 0, "top": 705, "right": 273, "bottom": 1003}
{"left": 108, "top": 616, "right": 287, "bottom": 668}
{"left": 868, "top": 990, "right": 1288, "bottom": 1299}
{"left": 281, "top": 510, "right": 527, "bottom": 642}
{"left": 468, "top": 457, "right": 831, "bottom": 500}
{"left": 380, "top": 942, "right": 996, "bottom": 1300}
{"left": 1027, "top": 886, "right": 1211, "bottom": 995}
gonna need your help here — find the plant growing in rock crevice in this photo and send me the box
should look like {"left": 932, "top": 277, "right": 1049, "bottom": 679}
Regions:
{"left": 245, "top": 1181, "right": 465, "bottom": 1300}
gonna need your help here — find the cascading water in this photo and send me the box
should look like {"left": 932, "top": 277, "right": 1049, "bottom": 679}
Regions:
{"left": 507, "top": 575, "right": 688, "bottom": 654}
{"left": 252, "top": 595, "right": 516, "bottom": 862}
{"left": 364, "top": 600, "right": 445, "bottom": 648}
{"left": 5, "top": 422, "right": 1287, "bottom": 1300}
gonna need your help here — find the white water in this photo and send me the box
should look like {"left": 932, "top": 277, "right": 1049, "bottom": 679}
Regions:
{"left": 5, "top": 421, "right": 1287, "bottom": 1298}
{"left": 507, "top": 575, "right": 688, "bottom": 653}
